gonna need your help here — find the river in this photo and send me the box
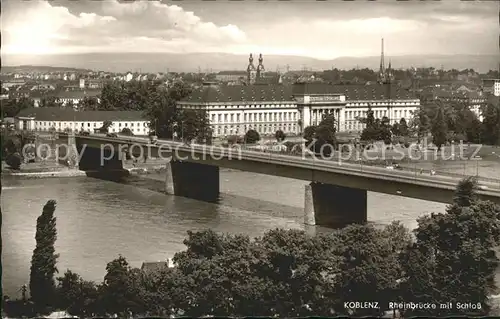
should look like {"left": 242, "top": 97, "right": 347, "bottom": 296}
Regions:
{"left": 3, "top": 161, "right": 493, "bottom": 298}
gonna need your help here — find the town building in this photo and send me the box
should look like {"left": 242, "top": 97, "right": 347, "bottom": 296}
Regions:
{"left": 125, "top": 72, "right": 133, "bottom": 82}
{"left": 55, "top": 90, "right": 101, "bottom": 107}
{"left": 483, "top": 79, "right": 500, "bottom": 97}
{"left": 31, "top": 90, "right": 102, "bottom": 107}
{"left": 15, "top": 108, "right": 150, "bottom": 135}
{"left": 215, "top": 71, "right": 247, "bottom": 83}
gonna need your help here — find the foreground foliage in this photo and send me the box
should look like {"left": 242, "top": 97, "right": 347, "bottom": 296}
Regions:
{"left": 29, "top": 200, "right": 59, "bottom": 314}
{"left": 6, "top": 177, "right": 500, "bottom": 318}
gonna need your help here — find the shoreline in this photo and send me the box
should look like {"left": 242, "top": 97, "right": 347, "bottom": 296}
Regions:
{"left": 2, "top": 169, "right": 87, "bottom": 179}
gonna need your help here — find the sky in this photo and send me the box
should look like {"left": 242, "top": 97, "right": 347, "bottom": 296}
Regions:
{"left": 2, "top": 0, "right": 499, "bottom": 59}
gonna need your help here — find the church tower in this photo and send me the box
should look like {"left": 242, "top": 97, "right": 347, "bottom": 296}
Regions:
{"left": 387, "top": 60, "right": 394, "bottom": 83}
{"left": 378, "top": 38, "right": 387, "bottom": 84}
{"left": 247, "top": 54, "right": 257, "bottom": 84}
{"left": 256, "top": 53, "right": 265, "bottom": 80}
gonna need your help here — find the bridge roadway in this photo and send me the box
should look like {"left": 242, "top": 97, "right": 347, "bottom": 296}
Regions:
{"left": 66, "top": 133, "right": 500, "bottom": 207}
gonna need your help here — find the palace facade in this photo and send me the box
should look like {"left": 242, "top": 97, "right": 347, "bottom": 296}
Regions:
{"left": 177, "top": 81, "right": 420, "bottom": 137}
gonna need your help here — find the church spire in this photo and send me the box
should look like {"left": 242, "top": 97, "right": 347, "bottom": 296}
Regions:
{"left": 247, "top": 53, "right": 257, "bottom": 84}
{"left": 256, "top": 53, "right": 265, "bottom": 79}
{"left": 379, "top": 38, "right": 385, "bottom": 75}
{"left": 247, "top": 53, "right": 256, "bottom": 71}
{"left": 378, "top": 38, "right": 390, "bottom": 84}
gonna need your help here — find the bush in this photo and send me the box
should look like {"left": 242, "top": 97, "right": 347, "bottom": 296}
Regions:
{"left": 121, "top": 128, "right": 134, "bottom": 136}
{"left": 275, "top": 130, "right": 286, "bottom": 142}
{"left": 6, "top": 152, "right": 22, "bottom": 170}
{"left": 245, "top": 129, "right": 260, "bottom": 144}
{"left": 227, "top": 135, "right": 238, "bottom": 145}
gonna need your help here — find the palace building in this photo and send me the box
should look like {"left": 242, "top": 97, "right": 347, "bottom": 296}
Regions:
{"left": 177, "top": 43, "right": 421, "bottom": 138}
{"left": 178, "top": 82, "right": 419, "bottom": 137}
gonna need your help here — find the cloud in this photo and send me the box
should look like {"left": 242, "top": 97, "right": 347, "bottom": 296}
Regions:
{"left": 224, "top": 0, "right": 498, "bottom": 59}
{"left": 2, "top": 0, "right": 248, "bottom": 54}
{"left": 1, "top": 0, "right": 496, "bottom": 58}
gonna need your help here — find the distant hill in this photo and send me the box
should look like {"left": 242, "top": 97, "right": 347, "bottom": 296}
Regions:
{"left": 2, "top": 52, "right": 498, "bottom": 73}
{"left": 1, "top": 65, "right": 92, "bottom": 73}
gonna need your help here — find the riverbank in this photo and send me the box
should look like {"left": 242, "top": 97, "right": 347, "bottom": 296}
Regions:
{"left": 2, "top": 168, "right": 87, "bottom": 179}
{"left": 1, "top": 161, "right": 86, "bottom": 179}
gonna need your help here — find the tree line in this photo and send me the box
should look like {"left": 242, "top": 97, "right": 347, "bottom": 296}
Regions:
{"left": 4, "top": 177, "right": 499, "bottom": 318}
{"left": 299, "top": 95, "right": 500, "bottom": 151}
{"left": 414, "top": 97, "right": 500, "bottom": 149}
{"left": 1, "top": 81, "right": 213, "bottom": 143}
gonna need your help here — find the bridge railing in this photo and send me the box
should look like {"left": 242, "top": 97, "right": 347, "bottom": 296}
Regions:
{"left": 71, "top": 134, "right": 500, "bottom": 187}
{"left": 236, "top": 145, "right": 500, "bottom": 184}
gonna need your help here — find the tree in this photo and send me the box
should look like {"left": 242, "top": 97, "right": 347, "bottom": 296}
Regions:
{"left": 400, "top": 177, "right": 500, "bottom": 317}
{"left": 409, "top": 108, "right": 431, "bottom": 142}
{"left": 101, "top": 255, "right": 138, "bottom": 316}
{"left": 65, "top": 100, "right": 75, "bottom": 110}
{"left": 227, "top": 135, "right": 238, "bottom": 145}
{"left": 303, "top": 126, "right": 317, "bottom": 142}
{"left": 357, "top": 105, "right": 375, "bottom": 127}
{"left": 391, "top": 122, "right": 400, "bottom": 137}
{"left": 121, "top": 127, "right": 133, "bottom": 136}
{"left": 245, "top": 129, "right": 260, "bottom": 144}
{"left": 431, "top": 106, "right": 448, "bottom": 150}
{"left": 6, "top": 152, "right": 22, "bottom": 170}
{"left": 252, "top": 229, "right": 340, "bottom": 317}
{"left": 379, "top": 116, "right": 392, "bottom": 144}
{"left": 329, "top": 224, "right": 406, "bottom": 317}
{"left": 313, "top": 113, "right": 337, "bottom": 156}
{"left": 275, "top": 130, "right": 286, "bottom": 142}
{"left": 99, "top": 82, "right": 123, "bottom": 110}
{"left": 78, "top": 97, "right": 100, "bottom": 111}
{"left": 177, "top": 109, "right": 212, "bottom": 143}
{"left": 398, "top": 118, "right": 409, "bottom": 136}
{"left": 30, "top": 200, "right": 59, "bottom": 313}
{"left": 39, "top": 96, "right": 63, "bottom": 108}
{"left": 1, "top": 97, "right": 34, "bottom": 118}
{"left": 143, "top": 81, "right": 192, "bottom": 139}
{"left": 481, "top": 102, "right": 500, "bottom": 145}
{"left": 56, "top": 270, "right": 99, "bottom": 317}
{"left": 99, "top": 120, "right": 113, "bottom": 133}
{"left": 359, "top": 106, "right": 392, "bottom": 143}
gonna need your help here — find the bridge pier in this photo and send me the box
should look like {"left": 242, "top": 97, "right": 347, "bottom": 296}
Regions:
{"left": 75, "top": 139, "right": 129, "bottom": 179}
{"left": 304, "top": 182, "right": 367, "bottom": 228}
{"left": 165, "top": 160, "right": 220, "bottom": 202}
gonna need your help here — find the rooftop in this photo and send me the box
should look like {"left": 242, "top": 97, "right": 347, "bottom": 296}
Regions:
{"left": 182, "top": 84, "right": 295, "bottom": 103}
{"left": 55, "top": 90, "right": 101, "bottom": 99}
{"left": 180, "top": 83, "right": 418, "bottom": 104}
{"left": 16, "top": 108, "right": 148, "bottom": 122}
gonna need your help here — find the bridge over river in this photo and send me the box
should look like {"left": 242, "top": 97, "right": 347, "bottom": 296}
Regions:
{"left": 57, "top": 133, "right": 500, "bottom": 228}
